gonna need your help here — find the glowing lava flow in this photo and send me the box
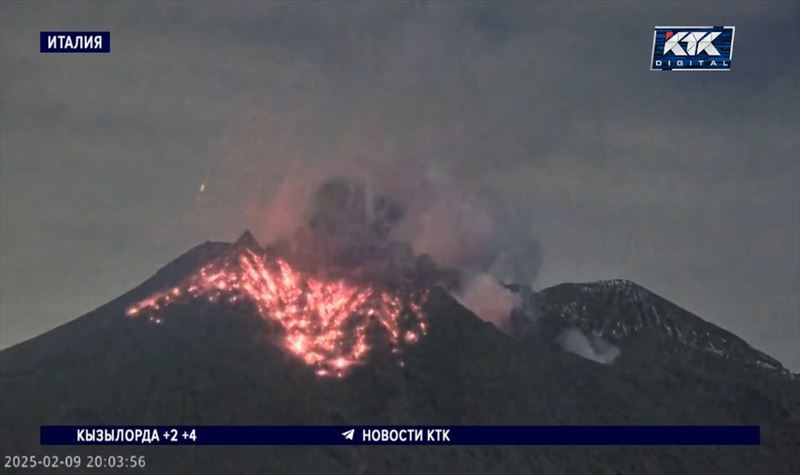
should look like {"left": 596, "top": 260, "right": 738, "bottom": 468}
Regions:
{"left": 126, "top": 250, "right": 428, "bottom": 376}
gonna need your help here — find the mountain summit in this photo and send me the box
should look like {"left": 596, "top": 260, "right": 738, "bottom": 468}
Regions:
{"left": 1, "top": 236, "right": 798, "bottom": 474}
{"left": 233, "top": 229, "right": 262, "bottom": 251}
{"left": 534, "top": 279, "right": 792, "bottom": 377}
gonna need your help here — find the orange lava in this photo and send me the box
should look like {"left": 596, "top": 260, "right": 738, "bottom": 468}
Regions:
{"left": 126, "top": 250, "right": 428, "bottom": 376}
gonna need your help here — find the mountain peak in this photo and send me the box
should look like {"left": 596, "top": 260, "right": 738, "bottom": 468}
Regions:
{"left": 3, "top": 242, "right": 798, "bottom": 475}
{"left": 536, "top": 280, "right": 791, "bottom": 376}
{"left": 234, "top": 230, "right": 261, "bottom": 251}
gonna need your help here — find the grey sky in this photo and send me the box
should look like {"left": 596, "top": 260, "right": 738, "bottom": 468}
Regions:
{"left": 1, "top": 1, "right": 798, "bottom": 369}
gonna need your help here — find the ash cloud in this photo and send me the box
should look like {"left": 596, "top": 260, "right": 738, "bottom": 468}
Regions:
{"left": 248, "top": 172, "right": 538, "bottom": 328}
{"left": 269, "top": 176, "right": 453, "bottom": 289}
{"left": 453, "top": 273, "right": 521, "bottom": 328}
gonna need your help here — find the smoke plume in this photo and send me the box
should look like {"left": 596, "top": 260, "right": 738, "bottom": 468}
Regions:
{"left": 453, "top": 273, "right": 521, "bottom": 328}
{"left": 193, "top": 105, "right": 544, "bottom": 328}
{"left": 557, "top": 328, "right": 621, "bottom": 364}
{"left": 268, "top": 176, "right": 451, "bottom": 290}
{"left": 261, "top": 174, "right": 540, "bottom": 328}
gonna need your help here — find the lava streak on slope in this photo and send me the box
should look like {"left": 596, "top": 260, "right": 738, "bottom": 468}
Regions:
{"left": 126, "top": 249, "right": 428, "bottom": 377}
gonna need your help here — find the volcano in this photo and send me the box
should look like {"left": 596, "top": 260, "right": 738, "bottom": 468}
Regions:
{"left": 122, "top": 231, "right": 428, "bottom": 377}
{"left": 1, "top": 232, "right": 798, "bottom": 475}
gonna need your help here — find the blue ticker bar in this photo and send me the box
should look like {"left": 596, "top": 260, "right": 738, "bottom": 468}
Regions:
{"left": 41, "top": 425, "right": 760, "bottom": 446}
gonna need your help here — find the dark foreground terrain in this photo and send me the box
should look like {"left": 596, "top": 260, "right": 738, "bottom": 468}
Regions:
{"left": 1, "top": 237, "right": 798, "bottom": 475}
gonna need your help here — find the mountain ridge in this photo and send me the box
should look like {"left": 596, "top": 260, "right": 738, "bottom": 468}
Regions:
{"left": 533, "top": 279, "right": 793, "bottom": 378}
{"left": 1, "top": 235, "right": 798, "bottom": 474}
{"left": 1, "top": 234, "right": 792, "bottom": 378}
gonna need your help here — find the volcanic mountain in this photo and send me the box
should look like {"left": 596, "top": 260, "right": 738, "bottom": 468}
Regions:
{"left": 1, "top": 232, "right": 798, "bottom": 475}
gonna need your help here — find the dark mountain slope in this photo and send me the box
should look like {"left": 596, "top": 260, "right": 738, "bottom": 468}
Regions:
{"left": 526, "top": 279, "right": 798, "bottom": 427}
{"left": 1, "top": 240, "right": 798, "bottom": 475}
{"left": 535, "top": 279, "right": 790, "bottom": 375}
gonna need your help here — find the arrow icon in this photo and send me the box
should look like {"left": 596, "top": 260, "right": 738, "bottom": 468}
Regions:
{"left": 342, "top": 429, "right": 355, "bottom": 441}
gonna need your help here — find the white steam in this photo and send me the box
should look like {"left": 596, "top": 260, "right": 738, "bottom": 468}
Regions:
{"left": 454, "top": 273, "right": 521, "bottom": 328}
{"left": 557, "top": 328, "right": 620, "bottom": 364}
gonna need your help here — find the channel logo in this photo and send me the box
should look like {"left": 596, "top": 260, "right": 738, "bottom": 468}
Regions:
{"left": 40, "top": 32, "right": 110, "bottom": 53}
{"left": 651, "top": 26, "right": 734, "bottom": 71}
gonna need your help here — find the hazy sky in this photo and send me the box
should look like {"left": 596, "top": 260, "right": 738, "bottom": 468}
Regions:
{"left": 1, "top": 1, "right": 798, "bottom": 370}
